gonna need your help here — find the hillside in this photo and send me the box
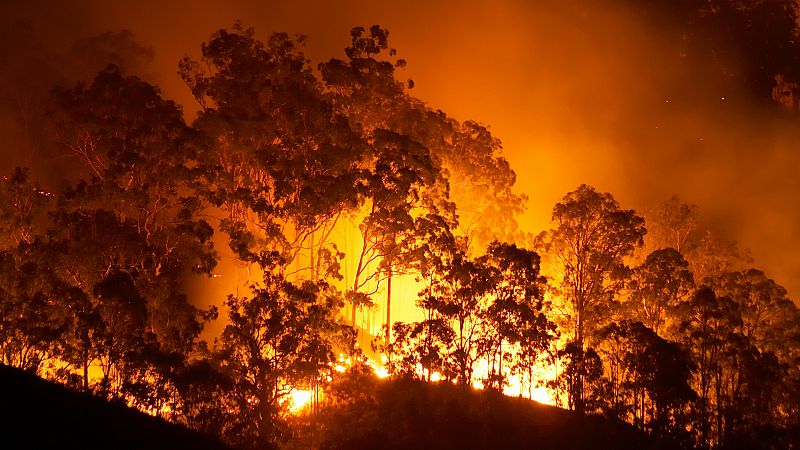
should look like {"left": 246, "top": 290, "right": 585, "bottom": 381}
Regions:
{"left": 0, "top": 364, "right": 232, "bottom": 450}
{"left": 299, "top": 369, "right": 674, "bottom": 450}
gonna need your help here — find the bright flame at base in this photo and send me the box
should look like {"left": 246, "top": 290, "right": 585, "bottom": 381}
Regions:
{"left": 288, "top": 389, "right": 314, "bottom": 412}
{"left": 471, "top": 358, "right": 559, "bottom": 406}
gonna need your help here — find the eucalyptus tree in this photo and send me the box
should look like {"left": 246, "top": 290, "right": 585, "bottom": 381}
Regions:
{"left": 478, "top": 242, "right": 555, "bottom": 391}
{"left": 320, "top": 25, "right": 524, "bottom": 251}
{"left": 676, "top": 287, "right": 743, "bottom": 448}
{"left": 50, "top": 65, "right": 217, "bottom": 399}
{"left": 388, "top": 241, "right": 555, "bottom": 390}
{"left": 627, "top": 248, "right": 694, "bottom": 337}
{"left": 596, "top": 320, "right": 695, "bottom": 440}
{"left": 213, "top": 273, "right": 353, "bottom": 449}
{"left": 538, "top": 184, "right": 646, "bottom": 413}
{"left": 180, "top": 24, "right": 366, "bottom": 280}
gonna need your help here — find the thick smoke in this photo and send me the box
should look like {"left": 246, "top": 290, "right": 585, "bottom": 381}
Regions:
{"left": 2, "top": 0, "right": 799, "bottom": 300}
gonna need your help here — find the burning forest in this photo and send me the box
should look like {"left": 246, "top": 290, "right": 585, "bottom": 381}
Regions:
{"left": 1, "top": 1, "right": 800, "bottom": 449}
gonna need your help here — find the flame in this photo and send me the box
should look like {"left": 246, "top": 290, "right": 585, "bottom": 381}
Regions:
{"left": 367, "top": 360, "right": 390, "bottom": 379}
{"left": 467, "top": 356, "right": 558, "bottom": 406}
{"left": 288, "top": 388, "right": 315, "bottom": 412}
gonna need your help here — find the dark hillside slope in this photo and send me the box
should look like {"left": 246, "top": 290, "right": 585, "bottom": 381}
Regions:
{"left": 313, "top": 374, "right": 675, "bottom": 450}
{"left": 0, "top": 364, "right": 231, "bottom": 450}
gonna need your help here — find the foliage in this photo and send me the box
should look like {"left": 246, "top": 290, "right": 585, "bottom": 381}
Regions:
{"left": 387, "top": 242, "right": 556, "bottom": 390}
{"left": 213, "top": 270, "right": 354, "bottom": 449}
{"left": 626, "top": 248, "right": 694, "bottom": 337}
{"left": 538, "top": 184, "right": 646, "bottom": 414}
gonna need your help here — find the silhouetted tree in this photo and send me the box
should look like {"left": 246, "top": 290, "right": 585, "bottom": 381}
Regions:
{"left": 180, "top": 24, "right": 365, "bottom": 280}
{"left": 48, "top": 67, "right": 217, "bottom": 406}
{"left": 538, "top": 184, "right": 645, "bottom": 413}
{"left": 627, "top": 248, "right": 694, "bottom": 337}
{"left": 550, "top": 341, "right": 607, "bottom": 414}
{"left": 676, "top": 287, "right": 742, "bottom": 448}
{"left": 596, "top": 320, "right": 695, "bottom": 442}
{"left": 213, "top": 270, "right": 353, "bottom": 449}
{"left": 347, "top": 129, "right": 454, "bottom": 336}
{"left": 478, "top": 242, "right": 555, "bottom": 391}
{"left": 321, "top": 26, "right": 526, "bottom": 252}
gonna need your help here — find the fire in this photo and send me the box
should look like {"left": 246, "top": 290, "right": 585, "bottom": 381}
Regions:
{"left": 288, "top": 388, "right": 315, "bottom": 412}
{"left": 468, "top": 357, "right": 558, "bottom": 406}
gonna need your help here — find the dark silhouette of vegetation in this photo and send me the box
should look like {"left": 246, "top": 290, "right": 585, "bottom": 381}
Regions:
{"left": 0, "top": 364, "right": 233, "bottom": 450}
{"left": 304, "top": 365, "right": 661, "bottom": 450}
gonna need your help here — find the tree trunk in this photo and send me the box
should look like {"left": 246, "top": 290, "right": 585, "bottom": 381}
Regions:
{"left": 385, "top": 269, "right": 392, "bottom": 353}
{"left": 83, "top": 358, "right": 90, "bottom": 392}
{"left": 575, "top": 299, "right": 585, "bottom": 415}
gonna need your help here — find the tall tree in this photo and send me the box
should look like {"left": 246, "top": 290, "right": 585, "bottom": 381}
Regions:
{"left": 48, "top": 66, "right": 217, "bottom": 403}
{"left": 180, "top": 24, "right": 365, "bottom": 280}
{"left": 0, "top": 248, "right": 72, "bottom": 374}
{"left": 388, "top": 241, "right": 555, "bottom": 390}
{"left": 538, "top": 184, "right": 646, "bottom": 413}
{"left": 643, "top": 195, "right": 698, "bottom": 255}
{"left": 676, "top": 286, "right": 744, "bottom": 448}
{"left": 213, "top": 271, "right": 353, "bottom": 449}
{"left": 478, "top": 242, "right": 555, "bottom": 391}
{"left": 320, "top": 26, "right": 526, "bottom": 253}
{"left": 348, "top": 129, "right": 455, "bottom": 339}
{"left": 627, "top": 248, "right": 694, "bottom": 337}
{"left": 596, "top": 320, "right": 696, "bottom": 441}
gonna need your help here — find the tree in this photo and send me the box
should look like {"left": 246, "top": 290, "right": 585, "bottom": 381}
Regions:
{"left": 685, "top": 230, "right": 750, "bottom": 284}
{"left": 627, "top": 248, "right": 694, "bottom": 337}
{"left": 52, "top": 65, "right": 217, "bottom": 334}
{"left": 424, "top": 250, "right": 490, "bottom": 386}
{"left": 318, "top": 26, "right": 458, "bottom": 340}
{"left": 0, "top": 169, "right": 73, "bottom": 377}
{"left": 348, "top": 129, "right": 455, "bottom": 342}
{"left": 320, "top": 26, "right": 526, "bottom": 253}
{"left": 387, "top": 241, "right": 555, "bottom": 391}
{"left": 180, "top": 24, "right": 366, "bottom": 281}
{"left": 643, "top": 195, "right": 698, "bottom": 255}
{"left": 213, "top": 271, "right": 353, "bottom": 449}
{"left": 478, "top": 242, "right": 555, "bottom": 391}
{"left": 384, "top": 319, "right": 454, "bottom": 382}
{"left": 549, "top": 341, "right": 607, "bottom": 414}
{"left": 0, "top": 249, "right": 73, "bottom": 374}
{"left": 705, "top": 268, "right": 800, "bottom": 446}
{"left": 48, "top": 66, "right": 217, "bottom": 404}
{"left": 676, "top": 286, "right": 743, "bottom": 448}
{"left": 596, "top": 320, "right": 695, "bottom": 442}
{"left": 319, "top": 25, "right": 409, "bottom": 130}
{"left": 0, "top": 167, "right": 52, "bottom": 249}
{"left": 538, "top": 184, "right": 646, "bottom": 413}
{"left": 708, "top": 269, "right": 795, "bottom": 358}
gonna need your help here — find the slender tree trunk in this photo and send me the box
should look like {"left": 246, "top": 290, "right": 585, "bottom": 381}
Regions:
{"left": 575, "top": 295, "right": 585, "bottom": 415}
{"left": 385, "top": 268, "right": 392, "bottom": 353}
{"left": 494, "top": 341, "right": 502, "bottom": 390}
{"left": 716, "top": 367, "right": 722, "bottom": 449}
{"left": 83, "top": 358, "right": 90, "bottom": 392}
{"left": 528, "top": 366, "right": 533, "bottom": 399}
{"left": 351, "top": 237, "right": 368, "bottom": 327}
{"left": 309, "top": 230, "right": 316, "bottom": 280}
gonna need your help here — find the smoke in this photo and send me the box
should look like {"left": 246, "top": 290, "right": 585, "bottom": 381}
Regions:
{"left": 2, "top": 0, "right": 799, "bottom": 301}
